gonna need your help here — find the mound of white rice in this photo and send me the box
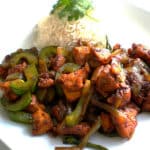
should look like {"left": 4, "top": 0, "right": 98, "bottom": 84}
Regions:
{"left": 33, "top": 13, "right": 106, "bottom": 50}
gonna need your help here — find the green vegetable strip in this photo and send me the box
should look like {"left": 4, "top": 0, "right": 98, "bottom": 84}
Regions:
{"left": 8, "top": 111, "right": 32, "bottom": 124}
{"left": 63, "top": 136, "right": 108, "bottom": 150}
{"left": 55, "top": 147, "right": 81, "bottom": 150}
{"left": 91, "top": 99, "right": 120, "bottom": 117}
{"left": 65, "top": 80, "right": 92, "bottom": 127}
{"left": 79, "top": 117, "right": 101, "bottom": 149}
{"left": 1, "top": 92, "right": 32, "bottom": 111}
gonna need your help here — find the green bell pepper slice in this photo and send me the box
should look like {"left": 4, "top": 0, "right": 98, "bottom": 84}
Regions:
{"left": 10, "top": 64, "right": 38, "bottom": 95}
{"left": 8, "top": 111, "right": 33, "bottom": 124}
{"left": 1, "top": 92, "right": 32, "bottom": 111}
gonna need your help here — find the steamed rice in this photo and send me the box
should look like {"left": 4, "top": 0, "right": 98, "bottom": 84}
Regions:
{"left": 33, "top": 13, "right": 106, "bottom": 50}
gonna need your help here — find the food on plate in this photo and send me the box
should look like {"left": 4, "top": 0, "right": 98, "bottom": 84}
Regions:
{"left": 33, "top": 0, "right": 106, "bottom": 50}
{"left": 0, "top": 41, "right": 150, "bottom": 149}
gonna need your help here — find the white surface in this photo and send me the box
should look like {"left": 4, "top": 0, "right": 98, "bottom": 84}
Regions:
{"left": 0, "top": 0, "right": 150, "bottom": 150}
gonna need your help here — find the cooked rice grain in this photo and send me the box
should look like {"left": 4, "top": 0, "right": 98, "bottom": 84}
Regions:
{"left": 33, "top": 14, "right": 106, "bottom": 50}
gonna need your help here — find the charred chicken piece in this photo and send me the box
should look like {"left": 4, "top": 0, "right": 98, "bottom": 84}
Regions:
{"left": 126, "top": 58, "right": 150, "bottom": 106}
{"left": 128, "top": 43, "right": 150, "bottom": 65}
{"left": 107, "top": 84, "right": 131, "bottom": 108}
{"left": 112, "top": 103, "right": 139, "bottom": 138}
{"left": 57, "top": 65, "right": 89, "bottom": 102}
{"left": 89, "top": 47, "right": 111, "bottom": 67}
{"left": 50, "top": 55, "right": 66, "bottom": 71}
{"left": 27, "top": 95, "right": 53, "bottom": 135}
{"left": 51, "top": 101, "right": 67, "bottom": 122}
{"left": 38, "top": 72, "right": 54, "bottom": 88}
{"left": 94, "top": 65, "right": 121, "bottom": 97}
{"left": 100, "top": 112, "right": 114, "bottom": 133}
{"left": 73, "top": 46, "right": 90, "bottom": 65}
{"left": 8, "top": 62, "right": 27, "bottom": 74}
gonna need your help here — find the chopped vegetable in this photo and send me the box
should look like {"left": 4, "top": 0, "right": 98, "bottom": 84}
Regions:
{"left": 1, "top": 92, "right": 32, "bottom": 111}
{"left": 10, "top": 64, "right": 38, "bottom": 95}
{"left": 63, "top": 135, "right": 108, "bottom": 150}
{"left": 8, "top": 111, "right": 33, "bottom": 124}
{"left": 65, "top": 80, "right": 92, "bottom": 126}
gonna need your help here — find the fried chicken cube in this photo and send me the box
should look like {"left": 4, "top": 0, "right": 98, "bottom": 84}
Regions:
{"left": 8, "top": 62, "right": 27, "bottom": 74}
{"left": 73, "top": 46, "right": 90, "bottom": 65}
{"left": 101, "top": 112, "right": 114, "bottom": 133}
{"left": 38, "top": 72, "right": 54, "bottom": 88}
{"left": 51, "top": 101, "right": 67, "bottom": 122}
{"left": 32, "top": 109, "right": 53, "bottom": 135}
{"left": 51, "top": 55, "right": 66, "bottom": 71}
{"left": 95, "top": 65, "right": 121, "bottom": 96}
{"left": 128, "top": 43, "right": 150, "bottom": 64}
{"left": 126, "top": 58, "right": 150, "bottom": 106}
{"left": 112, "top": 103, "right": 139, "bottom": 138}
{"left": 57, "top": 65, "right": 89, "bottom": 102}
{"left": 90, "top": 47, "right": 111, "bottom": 65}
{"left": 107, "top": 85, "right": 131, "bottom": 108}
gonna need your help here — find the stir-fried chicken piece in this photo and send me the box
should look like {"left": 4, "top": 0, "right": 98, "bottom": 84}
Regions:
{"left": 51, "top": 55, "right": 66, "bottom": 71}
{"left": 27, "top": 95, "right": 53, "bottom": 135}
{"left": 126, "top": 58, "right": 150, "bottom": 106}
{"left": 95, "top": 65, "right": 121, "bottom": 97}
{"left": 128, "top": 43, "right": 150, "bottom": 65}
{"left": 107, "top": 84, "right": 131, "bottom": 108}
{"left": 8, "top": 62, "right": 27, "bottom": 74}
{"left": 38, "top": 72, "right": 54, "bottom": 88}
{"left": 141, "top": 82, "right": 150, "bottom": 111}
{"left": 32, "top": 109, "right": 53, "bottom": 135}
{"left": 73, "top": 46, "right": 90, "bottom": 65}
{"left": 100, "top": 112, "right": 114, "bottom": 133}
{"left": 0, "top": 66, "right": 8, "bottom": 78}
{"left": 89, "top": 47, "right": 111, "bottom": 67}
{"left": 112, "top": 103, "right": 139, "bottom": 138}
{"left": 51, "top": 101, "right": 67, "bottom": 122}
{"left": 57, "top": 65, "right": 89, "bottom": 102}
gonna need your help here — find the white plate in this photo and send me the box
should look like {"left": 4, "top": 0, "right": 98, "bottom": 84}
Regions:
{"left": 0, "top": 0, "right": 150, "bottom": 150}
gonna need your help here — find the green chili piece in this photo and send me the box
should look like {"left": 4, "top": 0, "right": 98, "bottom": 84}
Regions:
{"left": 91, "top": 99, "right": 120, "bottom": 117}
{"left": 10, "top": 64, "right": 38, "bottom": 95}
{"left": 10, "top": 52, "right": 38, "bottom": 66}
{"left": 8, "top": 111, "right": 32, "bottom": 124}
{"left": 65, "top": 80, "right": 92, "bottom": 127}
{"left": 1, "top": 92, "right": 32, "bottom": 111}
{"left": 79, "top": 117, "right": 102, "bottom": 149}
{"left": 63, "top": 136, "right": 108, "bottom": 150}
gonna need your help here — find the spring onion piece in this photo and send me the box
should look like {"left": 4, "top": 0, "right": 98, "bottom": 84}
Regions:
{"left": 65, "top": 80, "right": 92, "bottom": 127}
